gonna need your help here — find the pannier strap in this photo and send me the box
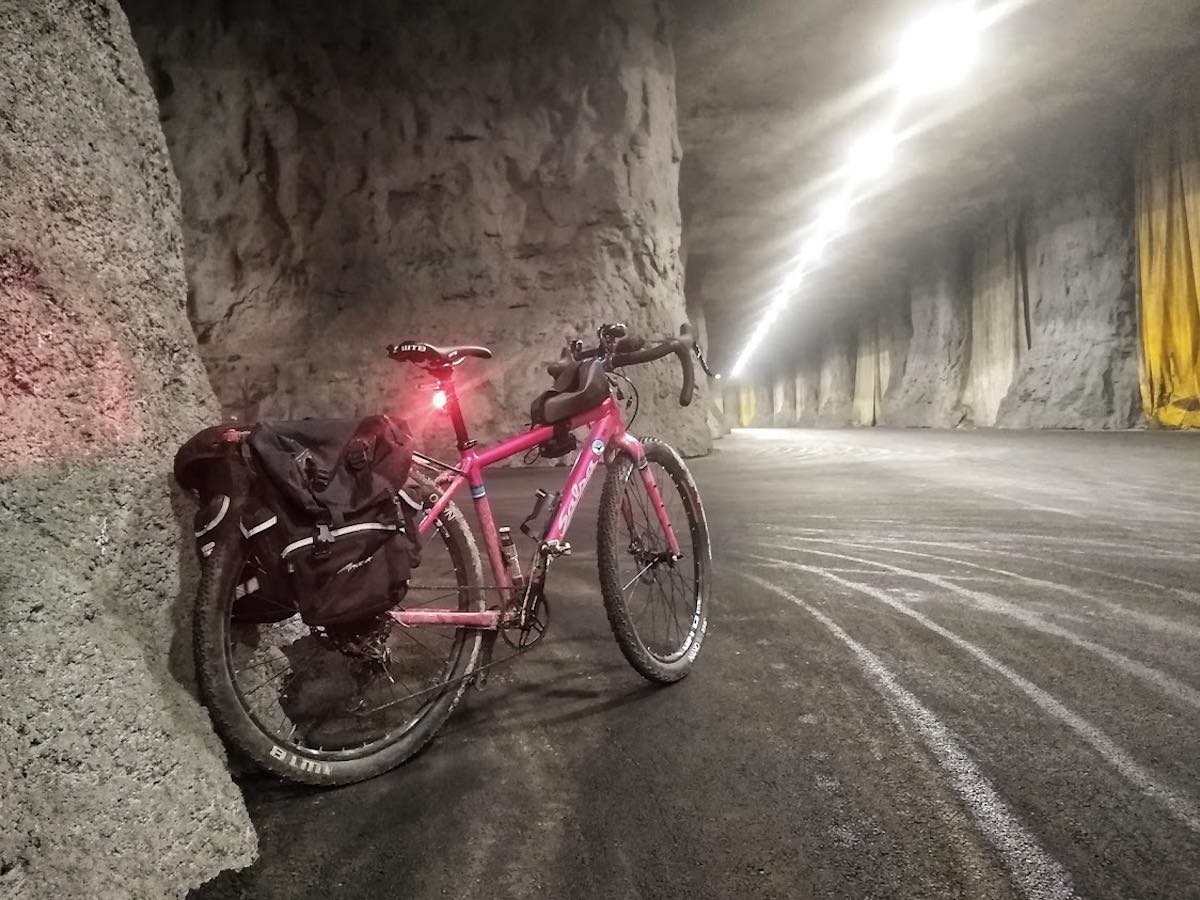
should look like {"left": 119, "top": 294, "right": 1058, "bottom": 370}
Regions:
{"left": 280, "top": 522, "right": 401, "bottom": 560}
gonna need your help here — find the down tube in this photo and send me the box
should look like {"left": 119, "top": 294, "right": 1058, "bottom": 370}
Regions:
{"left": 613, "top": 432, "right": 683, "bottom": 557}
{"left": 544, "top": 415, "right": 622, "bottom": 542}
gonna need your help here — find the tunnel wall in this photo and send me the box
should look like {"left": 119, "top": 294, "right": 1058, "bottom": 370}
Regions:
{"left": 815, "top": 326, "right": 856, "bottom": 426}
{"left": 877, "top": 236, "right": 971, "bottom": 428}
{"left": 995, "top": 149, "right": 1141, "bottom": 428}
{"left": 125, "top": 0, "right": 711, "bottom": 458}
{"left": 0, "top": 2, "right": 255, "bottom": 897}
{"left": 731, "top": 142, "right": 1142, "bottom": 432}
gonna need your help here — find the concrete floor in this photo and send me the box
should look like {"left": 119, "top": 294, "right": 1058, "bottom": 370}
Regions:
{"left": 197, "top": 428, "right": 1200, "bottom": 900}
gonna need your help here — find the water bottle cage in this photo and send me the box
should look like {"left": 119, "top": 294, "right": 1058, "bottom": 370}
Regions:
{"left": 520, "top": 489, "right": 561, "bottom": 541}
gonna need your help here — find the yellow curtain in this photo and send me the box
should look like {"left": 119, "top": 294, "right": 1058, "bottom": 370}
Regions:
{"left": 1137, "top": 108, "right": 1200, "bottom": 428}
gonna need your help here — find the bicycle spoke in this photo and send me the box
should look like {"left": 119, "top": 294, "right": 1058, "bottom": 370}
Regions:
{"left": 224, "top": 496, "right": 477, "bottom": 760}
{"left": 242, "top": 665, "right": 292, "bottom": 698}
{"left": 610, "top": 456, "right": 704, "bottom": 663}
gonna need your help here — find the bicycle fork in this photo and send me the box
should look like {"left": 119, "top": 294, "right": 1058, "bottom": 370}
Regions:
{"left": 619, "top": 454, "right": 683, "bottom": 561}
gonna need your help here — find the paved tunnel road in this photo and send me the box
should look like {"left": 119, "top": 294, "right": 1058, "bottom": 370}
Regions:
{"left": 197, "top": 429, "right": 1200, "bottom": 900}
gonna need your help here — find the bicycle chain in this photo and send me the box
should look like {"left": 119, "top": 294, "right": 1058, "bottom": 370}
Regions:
{"left": 355, "top": 630, "right": 542, "bottom": 716}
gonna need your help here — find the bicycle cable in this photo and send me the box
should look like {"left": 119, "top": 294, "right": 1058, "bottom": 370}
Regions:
{"left": 611, "top": 368, "right": 640, "bottom": 428}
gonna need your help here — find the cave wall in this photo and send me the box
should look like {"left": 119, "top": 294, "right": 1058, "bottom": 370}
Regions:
{"left": 0, "top": 2, "right": 255, "bottom": 897}
{"left": 994, "top": 146, "right": 1141, "bottom": 428}
{"left": 772, "top": 371, "right": 797, "bottom": 426}
{"left": 876, "top": 236, "right": 971, "bottom": 428}
{"left": 964, "top": 215, "right": 1023, "bottom": 426}
{"left": 815, "top": 327, "right": 856, "bottom": 427}
{"left": 124, "top": 0, "right": 710, "bottom": 458}
{"left": 730, "top": 141, "right": 1141, "bottom": 432}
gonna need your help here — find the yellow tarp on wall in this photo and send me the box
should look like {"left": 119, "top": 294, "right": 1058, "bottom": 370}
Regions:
{"left": 1137, "top": 106, "right": 1200, "bottom": 428}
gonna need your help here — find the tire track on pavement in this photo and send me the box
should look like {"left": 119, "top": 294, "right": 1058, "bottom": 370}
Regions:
{"left": 756, "top": 540, "right": 1200, "bottom": 712}
{"left": 765, "top": 529, "right": 1200, "bottom": 640}
{"left": 739, "top": 570, "right": 1078, "bottom": 900}
{"left": 741, "top": 553, "right": 1200, "bottom": 835}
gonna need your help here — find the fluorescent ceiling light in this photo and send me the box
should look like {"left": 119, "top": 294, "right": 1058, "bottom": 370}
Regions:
{"left": 847, "top": 126, "right": 897, "bottom": 180}
{"left": 798, "top": 232, "right": 829, "bottom": 269}
{"left": 779, "top": 268, "right": 804, "bottom": 297}
{"left": 895, "top": 2, "right": 980, "bottom": 96}
{"left": 817, "top": 192, "right": 852, "bottom": 235}
{"left": 728, "top": 1, "right": 988, "bottom": 381}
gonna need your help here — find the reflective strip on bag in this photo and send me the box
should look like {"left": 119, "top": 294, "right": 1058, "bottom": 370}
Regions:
{"left": 240, "top": 515, "right": 278, "bottom": 539}
{"left": 194, "top": 495, "right": 231, "bottom": 538}
{"left": 279, "top": 522, "right": 400, "bottom": 560}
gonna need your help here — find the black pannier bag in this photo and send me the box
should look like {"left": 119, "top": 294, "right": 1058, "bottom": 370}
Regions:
{"left": 174, "top": 424, "right": 294, "bottom": 624}
{"left": 242, "top": 415, "right": 421, "bottom": 627}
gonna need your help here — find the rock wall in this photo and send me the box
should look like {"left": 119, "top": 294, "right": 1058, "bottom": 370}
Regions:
{"left": 795, "top": 366, "right": 820, "bottom": 426}
{"left": 124, "top": 0, "right": 710, "bottom": 458}
{"left": 0, "top": 3, "right": 255, "bottom": 898}
{"left": 995, "top": 149, "right": 1141, "bottom": 429}
{"left": 815, "top": 327, "right": 855, "bottom": 426}
{"left": 772, "top": 371, "right": 797, "bottom": 426}
{"left": 878, "top": 237, "right": 971, "bottom": 428}
{"left": 853, "top": 299, "right": 911, "bottom": 427}
{"left": 964, "top": 216, "right": 1023, "bottom": 426}
{"left": 735, "top": 148, "right": 1142, "bottom": 433}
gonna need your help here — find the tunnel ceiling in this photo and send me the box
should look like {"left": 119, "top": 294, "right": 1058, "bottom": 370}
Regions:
{"left": 671, "top": 0, "right": 1200, "bottom": 361}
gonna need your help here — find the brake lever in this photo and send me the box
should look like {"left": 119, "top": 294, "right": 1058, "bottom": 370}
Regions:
{"left": 694, "top": 343, "right": 716, "bottom": 378}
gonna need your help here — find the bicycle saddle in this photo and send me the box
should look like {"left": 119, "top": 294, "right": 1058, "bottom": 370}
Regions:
{"left": 387, "top": 342, "right": 493, "bottom": 367}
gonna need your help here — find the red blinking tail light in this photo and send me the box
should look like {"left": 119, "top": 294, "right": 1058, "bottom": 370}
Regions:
{"left": 431, "top": 389, "right": 448, "bottom": 411}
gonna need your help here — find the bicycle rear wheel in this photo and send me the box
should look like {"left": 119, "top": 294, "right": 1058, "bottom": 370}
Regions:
{"left": 193, "top": 478, "right": 484, "bottom": 786}
{"left": 597, "top": 439, "right": 711, "bottom": 683}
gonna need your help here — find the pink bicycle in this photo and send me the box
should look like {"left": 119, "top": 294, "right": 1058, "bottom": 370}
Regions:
{"left": 192, "top": 323, "right": 712, "bottom": 785}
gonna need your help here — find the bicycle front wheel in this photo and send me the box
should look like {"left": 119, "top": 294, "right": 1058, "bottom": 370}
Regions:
{"left": 597, "top": 439, "right": 711, "bottom": 683}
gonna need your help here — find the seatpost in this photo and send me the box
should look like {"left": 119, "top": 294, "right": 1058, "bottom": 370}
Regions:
{"left": 436, "top": 370, "right": 475, "bottom": 451}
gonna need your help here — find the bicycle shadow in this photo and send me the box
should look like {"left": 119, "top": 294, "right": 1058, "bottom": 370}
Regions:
{"left": 442, "top": 672, "right": 661, "bottom": 742}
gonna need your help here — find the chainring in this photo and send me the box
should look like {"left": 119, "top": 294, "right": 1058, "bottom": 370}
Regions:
{"left": 501, "top": 590, "right": 550, "bottom": 650}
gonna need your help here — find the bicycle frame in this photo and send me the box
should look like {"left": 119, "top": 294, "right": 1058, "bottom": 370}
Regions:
{"left": 389, "top": 393, "right": 681, "bottom": 631}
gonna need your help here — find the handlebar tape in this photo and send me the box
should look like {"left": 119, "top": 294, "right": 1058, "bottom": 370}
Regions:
{"left": 611, "top": 336, "right": 695, "bottom": 407}
{"left": 546, "top": 325, "right": 696, "bottom": 407}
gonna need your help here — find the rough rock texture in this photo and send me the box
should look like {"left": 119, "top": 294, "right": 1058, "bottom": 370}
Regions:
{"left": 0, "top": 3, "right": 256, "bottom": 897}
{"left": 728, "top": 382, "right": 771, "bottom": 427}
{"left": 815, "top": 327, "right": 855, "bottom": 427}
{"left": 853, "top": 300, "right": 910, "bottom": 427}
{"left": 964, "top": 216, "right": 1024, "bottom": 426}
{"left": 125, "top": 0, "right": 710, "bottom": 458}
{"left": 772, "top": 371, "right": 796, "bottom": 427}
{"left": 995, "top": 150, "right": 1142, "bottom": 429}
{"left": 878, "top": 239, "right": 971, "bottom": 428}
{"left": 795, "top": 366, "right": 819, "bottom": 427}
